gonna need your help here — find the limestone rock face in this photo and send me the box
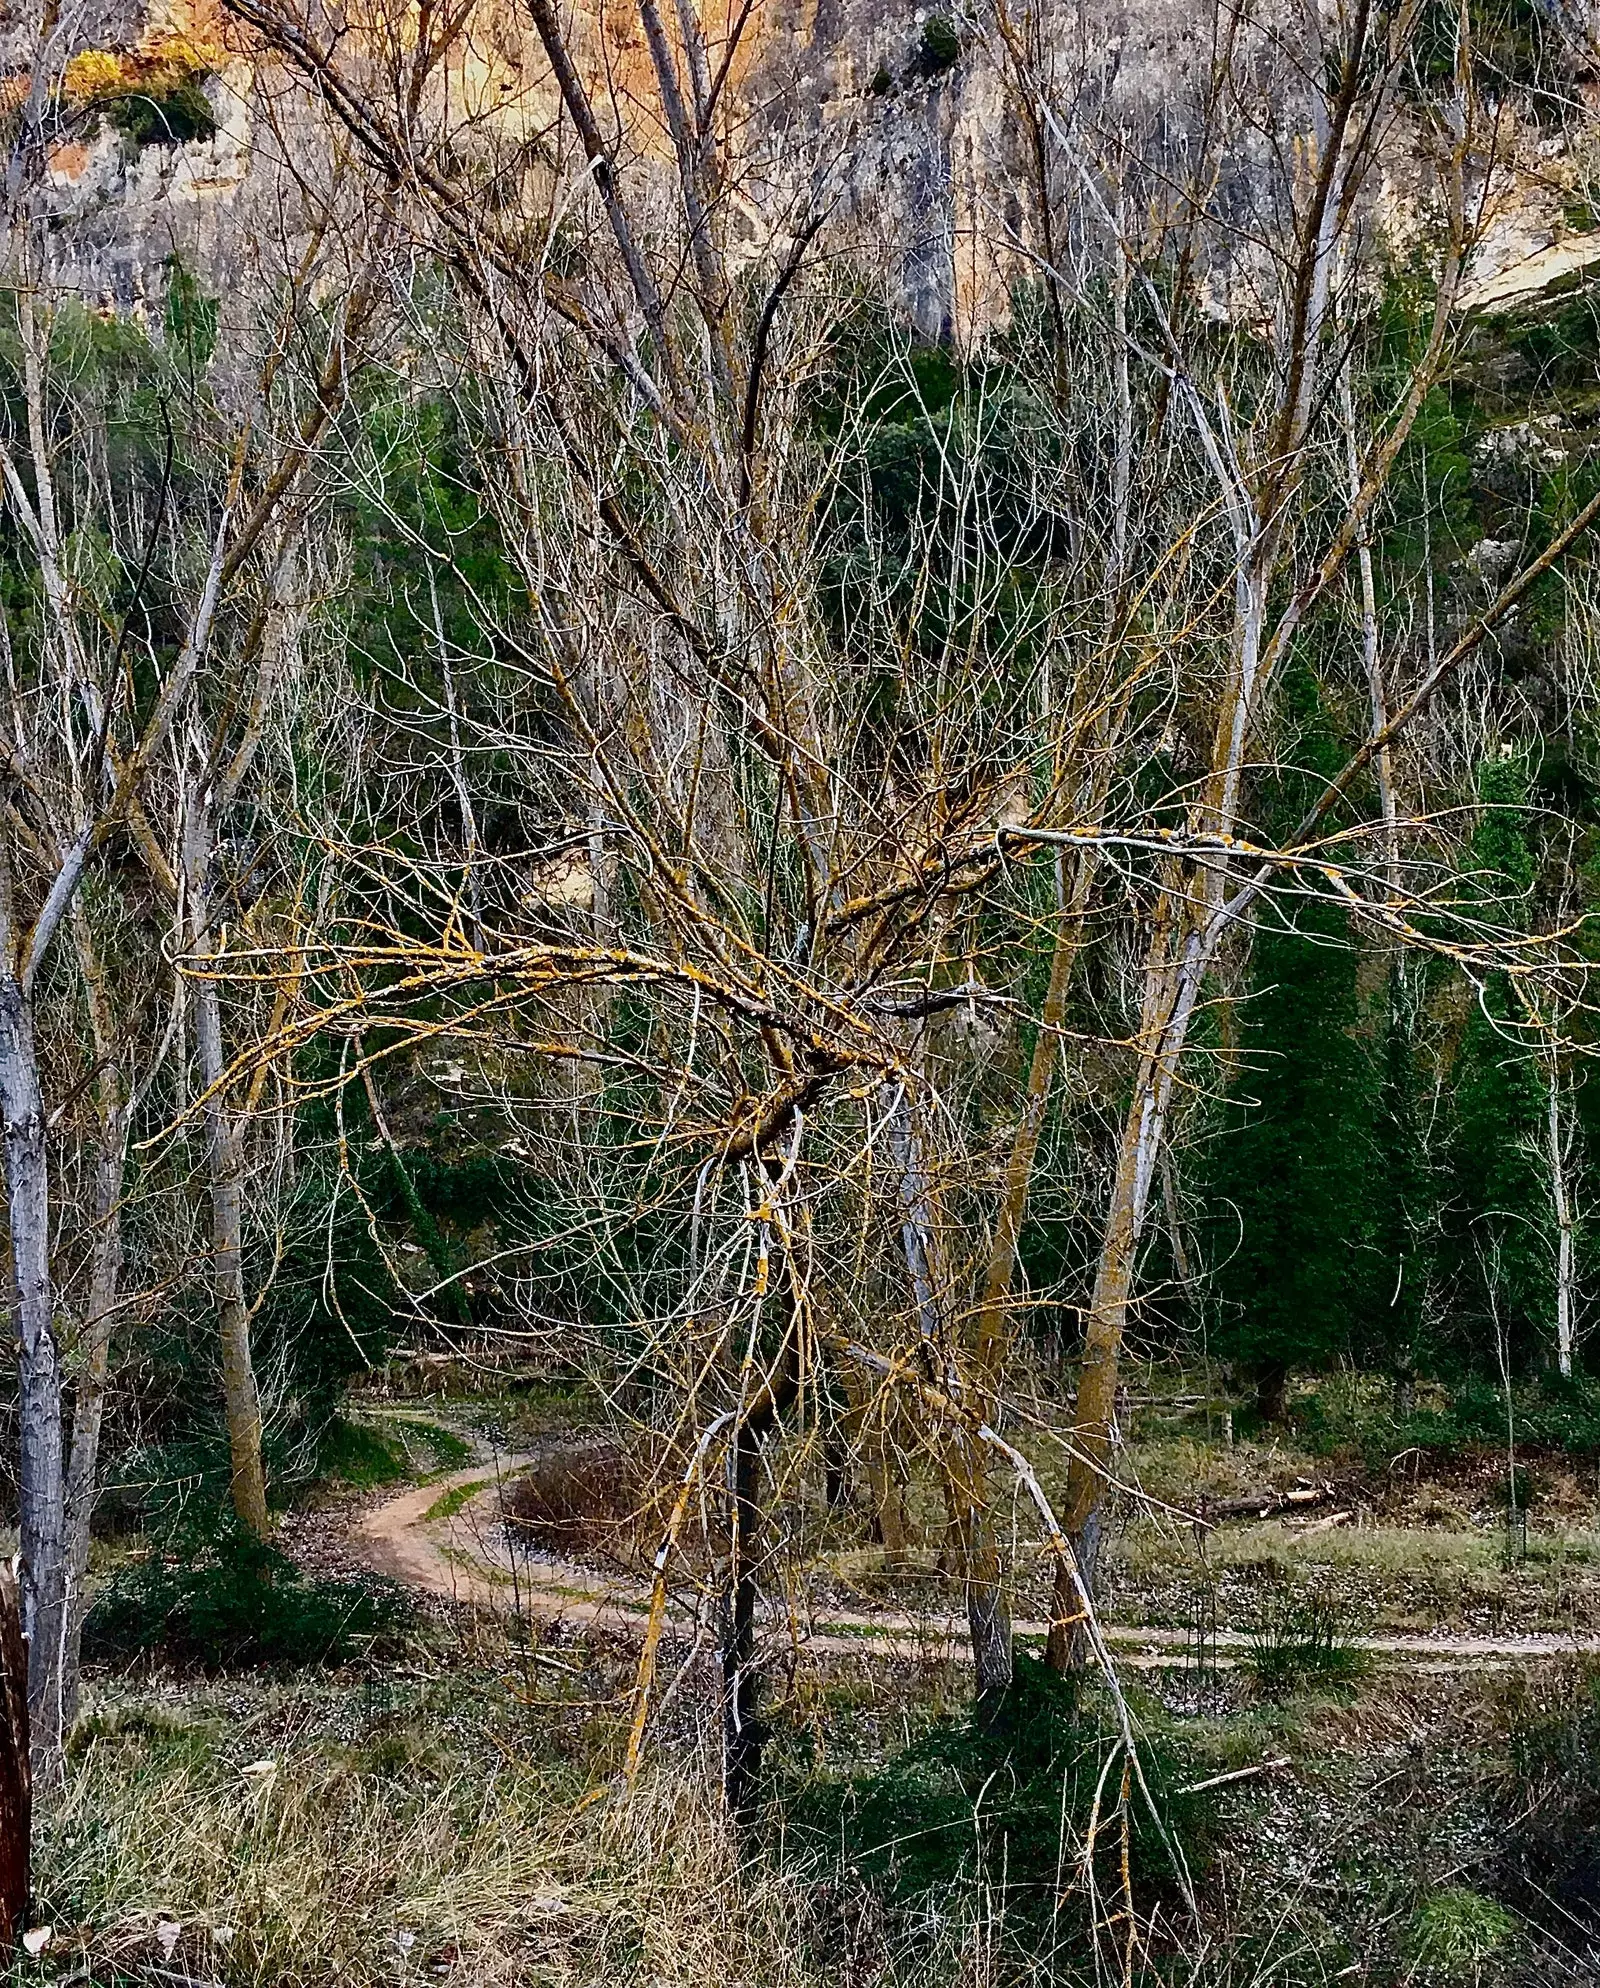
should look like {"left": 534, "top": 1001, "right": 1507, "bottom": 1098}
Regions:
{"left": 8, "top": 0, "right": 1600, "bottom": 331}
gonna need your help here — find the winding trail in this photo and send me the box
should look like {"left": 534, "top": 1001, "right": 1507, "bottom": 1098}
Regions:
{"left": 350, "top": 1455, "right": 1600, "bottom": 1674}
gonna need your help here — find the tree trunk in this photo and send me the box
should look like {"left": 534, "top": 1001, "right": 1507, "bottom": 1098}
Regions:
{"left": 844, "top": 1363, "right": 913, "bottom": 1560}
{"left": 183, "top": 784, "right": 270, "bottom": 1538}
{"left": 1254, "top": 1361, "right": 1290, "bottom": 1425}
{"left": 0, "top": 976, "right": 67, "bottom": 1770}
{"left": 721, "top": 1406, "right": 768, "bottom": 1831}
{"left": 961, "top": 850, "right": 1093, "bottom": 1686}
{"left": 1047, "top": 907, "right": 1194, "bottom": 1670}
{"left": 0, "top": 1560, "right": 29, "bottom": 1950}
{"left": 884, "top": 1076, "right": 1013, "bottom": 1697}
{"left": 61, "top": 908, "right": 126, "bottom": 1728}
{"left": 194, "top": 968, "right": 270, "bottom": 1536}
{"left": 1548, "top": 1058, "right": 1576, "bottom": 1381}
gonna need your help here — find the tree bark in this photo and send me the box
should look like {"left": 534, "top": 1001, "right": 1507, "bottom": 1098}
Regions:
{"left": 1548, "top": 1056, "right": 1576, "bottom": 1381}
{"left": 882, "top": 1077, "right": 1014, "bottom": 1698}
{"left": 1048, "top": 902, "right": 1193, "bottom": 1669}
{"left": 721, "top": 1404, "right": 769, "bottom": 1830}
{"left": 184, "top": 794, "right": 269, "bottom": 1538}
{"left": 0, "top": 974, "right": 67, "bottom": 1767}
{"left": 61, "top": 906, "right": 126, "bottom": 1727}
{"left": 1254, "top": 1361, "right": 1290, "bottom": 1426}
{"left": 194, "top": 965, "right": 270, "bottom": 1536}
{"left": 0, "top": 1560, "right": 29, "bottom": 1950}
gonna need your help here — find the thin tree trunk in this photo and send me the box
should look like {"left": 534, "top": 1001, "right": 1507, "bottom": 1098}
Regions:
{"left": 0, "top": 969, "right": 66, "bottom": 1768}
{"left": 61, "top": 906, "right": 126, "bottom": 1727}
{"left": 1048, "top": 902, "right": 1195, "bottom": 1669}
{"left": 194, "top": 964, "right": 269, "bottom": 1536}
{"left": 883, "top": 1077, "right": 1013, "bottom": 1698}
{"left": 721, "top": 1401, "right": 769, "bottom": 1829}
{"left": 955, "top": 849, "right": 1095, "bottom": 1692}
{"left": 184, "top": 790, "right": 269, "bottom": 1537}
{"left": 838, "top": 1358, "right": 912, "bottom": 1557}
{"left": 721, "top": 1332, "right": 801, "bottom": 1830}
{"left": 1549, "top": 1057, "right": 1576, "bottom": 1380}
{"left": 0, "top": 1560, "right": 28, "bottom": 1950}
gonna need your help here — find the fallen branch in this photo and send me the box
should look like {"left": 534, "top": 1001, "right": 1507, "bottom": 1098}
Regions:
{"left": 1177, "top": 1756, "right": 1292, "bottom": 1798}
{"left": 1198, "top": 1481, "right": 1333, "bottom": 1522}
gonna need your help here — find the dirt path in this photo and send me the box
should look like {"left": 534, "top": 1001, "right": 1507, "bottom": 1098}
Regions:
{"left": 351, "top": 1457, "right": 1600, "bottom": 1673}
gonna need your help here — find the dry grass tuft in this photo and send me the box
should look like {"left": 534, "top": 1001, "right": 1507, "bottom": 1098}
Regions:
{"left": 28, "top": 1675, "right": 840, "bottom": 1988}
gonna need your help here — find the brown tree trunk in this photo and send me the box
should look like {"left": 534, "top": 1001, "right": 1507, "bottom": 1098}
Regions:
{"left": 194, "top": 966, "right": 270, "bottom": 1537}
{"left": 884, "top": 1076, "right": 1014, "bottom": 1697}
{"left": 1254, "top": 1362, "right": 1290, "bottom": 1425}
{"left": 960, "top": 850, "right": 1094, "bottom": 1687}
{"left": 1048, "top": 904, "right": 1193, "bottom": 1669}
{"left": 721, "top": 1403, "right": 770, "bottom": 1830}
{"left": 184, "top": 794, "right": 269, "bottom": 1539}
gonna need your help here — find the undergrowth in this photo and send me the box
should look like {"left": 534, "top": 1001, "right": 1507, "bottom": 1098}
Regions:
{"left": 86, "top": 1519, "right": 410, "bottom": 1669}
{"left": 1244, "top": 1589, "right": 1371, "bottom": 1699}
{"left": 781, "top": 1656, "right": 1217, "bottom": 1970}
{"left": 12, "top": 1670, "right": 861, "bottom": 1988}
{"left": 1295, "top": 1373, "right": 1600, "bottom": 1465}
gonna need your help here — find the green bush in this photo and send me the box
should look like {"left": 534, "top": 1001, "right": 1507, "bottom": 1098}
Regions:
{"left": 785, "top": 1658, "right": 1213, "bottom": 1958}
{"left": 914, "top": 16, "right": 961, "bottom": 76}
{"left": 107, "top": 79, "right": 217, "bottom": 147}
{"left": 86, "top": 1520, "right": 410, "bottom": 1669}
{"left": 1245, "top": 1590, "right": 1370, "bottom": 1700}
{"left": 1407, "top": 1888, "right": 1517, "bottom": 1979}
{"left": 1295, "top": 1373, "right": 1600, "bottom": 1467}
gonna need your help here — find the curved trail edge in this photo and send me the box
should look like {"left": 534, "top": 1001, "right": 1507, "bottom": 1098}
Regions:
{"left": 351, "top": 1458, "right": 1600, "bottom": 1673}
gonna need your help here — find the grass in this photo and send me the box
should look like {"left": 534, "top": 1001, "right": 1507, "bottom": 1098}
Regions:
{"left": 22, "top": 1666, "right": 838, "bottom": 1988}
{"left": 317, "top": 1416, "right": 410, "bottom": 1490}
{"left": 1244, "top": 1590, "right": 1371, "bottom": 1700}
{"left": 424, "top": 1478, "right": 490, "bottom": 1524}
{"left": 13, "top": 1609, "right": 1568, "bottom": 1988}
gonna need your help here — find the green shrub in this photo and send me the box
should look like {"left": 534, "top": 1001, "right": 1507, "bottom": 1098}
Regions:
{"left": 914, "top": 16, "right": 961, "bottom": 76}
{"left": 107, "top": 79, "right": 216, "bottom": 147}
{"left": 1295, "top": 1373, "right": 1600, "bottom": 1467}
{"left": 1407, "top": 1888, "right": 1517, "bottom": 1978}
{"left": 1245, "top": 1590, "right": 1370, "bottom": 1700}
{"left": 784, "top": 1657, "right": 1214, "bottom": 1959}
{"left": 86, "top": 1520, "right": 410, "bottom": 1669}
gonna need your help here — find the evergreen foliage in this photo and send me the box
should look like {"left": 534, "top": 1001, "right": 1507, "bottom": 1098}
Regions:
{"left": 1442, "top": 757, "right": 1554, "bottom": 1369}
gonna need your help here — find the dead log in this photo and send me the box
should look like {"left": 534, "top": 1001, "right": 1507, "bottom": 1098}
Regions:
{"left": 1197, "top": 1481, "right": 1333, "bottom": 1522}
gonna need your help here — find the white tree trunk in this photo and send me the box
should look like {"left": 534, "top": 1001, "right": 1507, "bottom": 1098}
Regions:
{"left": 0, "top": 975, "right": 66, "bottom": 1769}
{"left": 1548, "top": 1059, "right": 1576, "bottom": 1380}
